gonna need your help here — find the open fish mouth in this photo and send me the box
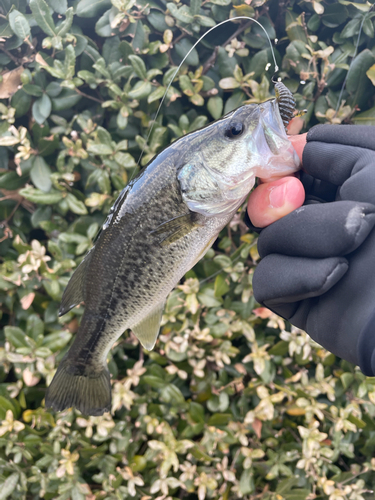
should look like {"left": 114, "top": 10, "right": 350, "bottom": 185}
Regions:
{"left": 258, "top": 100, "right": 300, "bottom": 181}
{"left": 242, "top": 99, "right": 300, "bottom": 183}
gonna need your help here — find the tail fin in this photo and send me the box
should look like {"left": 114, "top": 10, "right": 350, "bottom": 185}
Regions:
{"left": 45, "top": 358, "right": 111, "bottom": 416}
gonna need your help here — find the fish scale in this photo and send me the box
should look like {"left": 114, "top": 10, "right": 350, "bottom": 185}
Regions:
{"left": 45, "top": 92, "right": 300, "bottom": 416}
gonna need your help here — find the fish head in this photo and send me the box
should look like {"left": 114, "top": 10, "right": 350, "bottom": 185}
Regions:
{"left": 177, "top": 99, "right": 300, "bottom": 217}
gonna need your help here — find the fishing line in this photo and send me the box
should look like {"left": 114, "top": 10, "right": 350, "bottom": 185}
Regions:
{"left": 132, "top": 19, "right": 276, "bottom": 296}
{"left": 335, "top": 6, "right": 374, "bottom": 115}
{"left": 136, "top": 16, "right": 279, "bottom": 169}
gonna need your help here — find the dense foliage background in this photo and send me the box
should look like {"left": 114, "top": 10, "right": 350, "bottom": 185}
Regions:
{"left": 1, "top": 0, "right": 375, "bottom": 498}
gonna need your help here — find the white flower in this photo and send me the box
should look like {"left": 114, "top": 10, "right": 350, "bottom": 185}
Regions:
{"left": 0, "top": 410, "right": 25, "bottom": 436}
{"left": 117, "top": 466, "right": 144, "bottom": 497}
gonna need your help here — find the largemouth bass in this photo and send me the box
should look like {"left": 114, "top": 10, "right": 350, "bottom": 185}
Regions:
{"left": 45, "top": 90, "right": 300, "bottom": 416}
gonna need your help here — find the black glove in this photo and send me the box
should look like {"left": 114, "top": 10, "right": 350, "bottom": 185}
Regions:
{"left": 249, "top": 124, "right": 375, "bottom": 375}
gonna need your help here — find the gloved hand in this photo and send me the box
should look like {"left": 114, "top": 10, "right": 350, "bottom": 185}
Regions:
{"left": 250, "top": 124, "right": 375, "bottom": 375}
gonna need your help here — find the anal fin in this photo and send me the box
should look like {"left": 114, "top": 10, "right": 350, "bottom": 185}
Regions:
{"left": 59, "top": 248, "right": 94, "bottom": 316}
{"left": 132, "top": 302, "right": 165, "bottom": 351}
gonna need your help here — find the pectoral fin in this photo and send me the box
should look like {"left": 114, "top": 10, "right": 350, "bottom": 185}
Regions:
{"left": 150, "top": 213, "right": 201, "bottom": 246}
{"left": 132, "top": 302, "right": 165, "bottom": 350}
{"left": 59, "top": 248, "right": 94, "bottom": 316}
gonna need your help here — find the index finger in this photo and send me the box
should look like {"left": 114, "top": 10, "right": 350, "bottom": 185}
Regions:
{"left": 303, "top": 125, "right": 375, "bottom": 187}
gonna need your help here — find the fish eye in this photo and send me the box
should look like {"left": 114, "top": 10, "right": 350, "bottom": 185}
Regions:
{"left": 224, "top": 122, "right": 244, "bottom": 139}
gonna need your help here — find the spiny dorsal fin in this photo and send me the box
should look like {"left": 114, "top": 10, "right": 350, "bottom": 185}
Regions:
{"left": 59, "top": 248, "right": 94, "bottom": 316}
{"left": 132, "top": 302, "right": 165, "bottom": 351}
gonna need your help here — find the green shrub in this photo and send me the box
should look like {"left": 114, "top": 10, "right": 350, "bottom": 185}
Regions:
{"left": 1, "top": 0, "right": 375, "bottom": 498}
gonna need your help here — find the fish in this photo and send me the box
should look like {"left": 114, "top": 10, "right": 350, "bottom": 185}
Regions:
{"left": 45, "top": 85, "right": 300, "bottom": 416}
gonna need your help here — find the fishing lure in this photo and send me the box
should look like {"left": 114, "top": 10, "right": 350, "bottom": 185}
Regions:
{"left": 274, "top": 81, "right": 296, "bottom": 131}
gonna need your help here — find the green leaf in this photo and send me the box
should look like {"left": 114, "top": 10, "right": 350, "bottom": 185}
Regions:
{"left": 239, "top": 469, "right": 254, "bottom": 495}
{"left": 9, "top": 10, "right": 31, "bottom": 39}
{"left": 32, "top": 93, "right": 52, "bottom": 124}
{"left": 207, "top": 96, "right": 223, "bottom": 120}
{"left": 175, "top": 38, "right": 199, "bottom": 66}
{"left": 224, "top": 91, "right": 246, "bottom": 114}
{"left": 0, "top": 473, "right": 19, "bottom": 500}
{"left": 42, "top": 330, "right": 72, "bottom": 351}
{"left": 29, "top": 0, "right": 56, "bottom": 36}
{"left": 340, "top": 372, "right": 354, "bottom": 389}
{"left": 30, "top": 156, "right": 52, "bottom": 192}
{"left": 0, "top": 20, "right": 14, "bottom": 38}
{"left": 119, "top": 40, "right": 134, "bottom": 63}
{"left": 95, "top": 9, "right": 112, "bottom": 37}
{"left": 347, "top": 414, "right": 366, "bottom": 429}
{"left": 341, "top": 17, "right": 361, "bottom": 38}
{"left": 114, "top": 152, "right": 136, "bottom": 168}
{"left": 207, "top": 0, "right": 231, "bottom": 4}
{"left": 213, "top": 254, "right": 232, "bottom": 268}
{"left": 189, "top": 402, "right": 205, "bottom": 423}
{"left": 66, "top": 193, "right": 88, "bottom": 214}
{"left": 76, "top": 0, "right": 112, "bottom": 18}
{"left": 133, "top": 20, "right": 146, "bottom": 51}
{"left": 19, "top": 186, "right": 63, "bottom": 204}
{"left": 338, "top": 0, "right": 371, "bottom": 12}
{"left": 11, "top": 88, "right": 31, "bottom": 117}
{"left": 167, "top": 2, "right": 194, "bottom": 24}
{"left": 214, "top": 274, "right": 230, "bottom": 297}
{"left": 51, "top": 88, "right": 81, "bottom": 111}
{"left": 46, "top": 0, "right": 67, "bottom": 14}
{"left": 0, "top": 171, "right": 28, "bottom": 190}
{"left": 353, "top": 106, "right": 375, "bottom": 125}
{"left": 56, "top": 7, "right": 74, "bottom": 37}
{"left": 26, "top": 314, "right": 44, "bottom": 341}
{"left": 129, "top": 54, "right": 147, "bottom": 80}
{"left": 346, "top": 49, "right": 375, "bottom": 108}
{"left": 268, "top": 340, "right": 289, "bottom": 356}
{"left": 160, "top": 384, "right": 185, "bottom": 404}
{"left": 143, "top": 375, "right": 166, "bottom": 388}
{"left": 207, "top": 413, "right": 232, "bottom": 425}
{"left": 147, "top": 11, "right": 169, "bottom": 32}
{"left": 128, "top": 80, "right": 152, "bottom": 99}
{"left": 190, "top": 0, "right": 201, "bottom": 16}
{"left": 23, "top": 84, "right": 44, "bottom": 97}
{"left": 63, "top": 44, "right": 76, "bottom": 79}
{"left": 363, "top": 15, "right": 374, "bottom": 38}
{"left": 38, "top": 134, "right": 59, "bottom": 156}
{"left": 276, "top": 477, "right": 300, "bottom": 495}
{"left": 285, "top": 9, "right": 308, "bottom": 43}
{"left": 284, "top": 491, "right": 312, "bottom": 500}
{"left": 148, "top": 86, "right": 166, "bottom": 103}
{"left": 219, "top": 77, "right": 241, "bottom": 90}
{"left": 198, "top": 287, "right": 222, "bottom": 307}
{"left": 321, "top": 4, "right": 348, "bottom": 28}
{"left": 87, "top": 143, "right": 113, "bottom": 155}
{"left": 4, "top": 326, "right": 29, "bottom": 348}
{"left": 195, "top": 15, "right": 216, "bottom": 27}
{"left": 96, "top": 127, "right": 113, "bottom": 148}
{"left": 367, "top": 63, "right": 375, "bottom": 85}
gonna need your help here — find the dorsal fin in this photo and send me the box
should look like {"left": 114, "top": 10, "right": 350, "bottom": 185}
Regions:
{"left": 132, "top": 302, "right": 165, "bottom": 350}
{"left": 59, "top": 248, "right": 94, "bottom": 316}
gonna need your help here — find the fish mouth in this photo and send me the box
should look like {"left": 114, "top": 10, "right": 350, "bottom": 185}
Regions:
{"left": 253, "top": 99, "right": 301, "bottom": 182}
